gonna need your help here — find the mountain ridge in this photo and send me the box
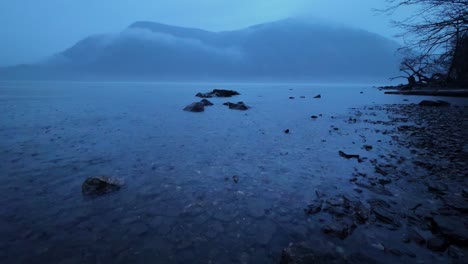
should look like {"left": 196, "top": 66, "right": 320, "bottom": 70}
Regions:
{"left": 0, "top": 18, "right": 401, "bottom": 81}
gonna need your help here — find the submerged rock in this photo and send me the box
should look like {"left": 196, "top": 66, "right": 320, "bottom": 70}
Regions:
{"left": 314, "top": 94, "right": 321, "bottom": 99}
{"left": 280, "top": 242, "right": 345, "bottom": 264}
{"left": 431, "top": 215, "right": 468, "bottom": 246}
{"left": 405, "top": 228, "right": 426, "bottom": 245}
{"left": 82, "top": 176, "right": 123, "bottom": 196}
{"left": 427, "top": 236, "right": 449, "bottom": 252}
{"left": 183, "top": 102, "right": 205, "bottom": 112}
{"left": 223, "top": 101, "right": 249, "bottom": 110}
{"left": 304, "top": 200, "right": 323, "bottom": 215}
{"left": 322, "top": 221, "right": 356, "bottom": 239}
{"left": 418, "top": 100, "right": 451, "bottom": 107}
{"left": 196, "top": 89, "right": 240, "bottom": 98}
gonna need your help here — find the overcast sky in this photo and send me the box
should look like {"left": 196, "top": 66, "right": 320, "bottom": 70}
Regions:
{"left": 0, "top": 0, "right": 411, "bottom": 66}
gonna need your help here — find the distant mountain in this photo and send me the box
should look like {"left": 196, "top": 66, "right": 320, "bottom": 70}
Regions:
{"left": 0, "top": 18, "right": 401, "bottom": 81}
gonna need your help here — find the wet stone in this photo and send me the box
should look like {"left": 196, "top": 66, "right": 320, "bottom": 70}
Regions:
{"left": 427, "top": 181, "right": 448, "bottom": 194}
{"left": 213, "top": 206, "right": 239, "bottom": 222}
{"left": 223, "top": 101, "right": 250, "bottom": 110}
{"left": 256, "top": 220, "right": 277, "bottom": 245}
{"left": 419, "top": 100, "right": 451, "bottom": 107}
{"left": 321, "top": 221, "right": 356, "bottom": 240}
{"left": 427, "top": 236, "right": 449, "bottom": 252}
{"left": 442, "top": 196, "right": 468, "bottom": 213}
{"left": 304, "top": 200, "right": 322, "bottom": 215}
{"left": 431, "top": 215, "right": 468, "bottom": 245}
{"left": 405, "top": 228, "right": 426, "bottom": 245}
{"left": 374, "top": 166, "right": 388, "bottom": 176}
{"left": 280, "top": 242, "right": 346, "bottom": 264}
{"left": 247, "top": 199, "right": 270, "bottom": 218}
{"left": 338, "top": 151, "right": 362, "bottom": 162}
{"left": 183, "top": 102, "right": 205, "bottom": 112}
{"left": 196, "top": 89, "right": 240, "bottom": 98}
{"left": 363, "top": 145, "right": 373, "bottom": 151}
{"left": 82, "top": 176, "right": 122, "bottom": 196}
{"left": 373, "top": 208, "right": 400, "bottom": 227}
{"left": 463, "top": 189, "right": 468, "bottom": 198}
{"left": 200, "top": 99, "right": 214, "bottom": 106}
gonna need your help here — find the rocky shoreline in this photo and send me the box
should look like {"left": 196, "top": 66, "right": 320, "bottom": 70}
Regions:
{"left": 282, "top": 100, "right": 468, "bottom": 263}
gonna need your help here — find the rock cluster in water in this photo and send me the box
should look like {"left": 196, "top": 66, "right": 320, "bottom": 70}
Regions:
{"left": 195, "top": 89, "right": 240, "bottom": 98}
{"left": 184, "top": 89, "right": 250, "bottom": 112}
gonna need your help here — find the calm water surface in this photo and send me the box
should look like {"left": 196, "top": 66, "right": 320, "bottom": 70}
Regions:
{"left": 0, "top": 82, "right": 464, "bottom": 263}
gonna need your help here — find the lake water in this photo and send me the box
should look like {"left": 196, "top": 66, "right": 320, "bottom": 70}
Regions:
{"left": 0, "top": 81, "right": 466, "bottom": 263}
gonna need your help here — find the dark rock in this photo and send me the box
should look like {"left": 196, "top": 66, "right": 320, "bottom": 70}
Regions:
{"left": 357, "top": 183, "right": 393, "bottom": 196}
{"left": 82, "top": 176, "right": 122, "bottom": 196}
{"left": 232, "top": 175, "right": 239, "bottom": 183}
{"left": 200, "top": 99, "right": 214, "bottom": 106}
{"left": 280, "top": 242, "right": 345, "bottom": 264}
{"left": 322, "top": 221, "right": 356, "bottom": 239}
{"left": 196, "top": 89, "right": 240, "bottom": 98}
{"left": 418, "top": 100, "right": 451, "bottom": 107}
{"left": 223, "top": 101, "right": 249, "bottom": 110}
{"left": 463, "top": 189, "right": 468, "bottom": 198}
{"left": 284, "top": 129, "right": 290, "bottom": 134}
{"left": 431, "top": 215, "right": 468, "bottom": 246}
{"left": 406, "top": 228, "right": 426, "bottom": 245}
{"left": 427, "top": 236, "right": 449, "bottom": 252}
{"left": 353, "top": 203, "right": 371, "bottom": 224}
{"left": 378, "top": 179, "right": 392, "bottom": 185}
{"left": 289, "top": 97, "right": 295, "bottom": 99}
{"left": 183, "top": 102, "right": 205, "bottom": 112}
{"left": 374, "top": 166, "right": 388, "bottom": 176}
{"left": 372, "top": 207, "right": 400, "bottom": 228}
{"left": 338, "top": 151, "right": 362, "bottom": 162}
{"left": 304, "top": 201, "right": 323, "bottom": 215}
{"left": 314, "top": 94, "right": 321, "bottom": 99}
{"left": 363, "top": 145, "right": 373, "bottom": 151}
{"left": 311, "top": 115, "right": 318, "bottom": 119}
{"left": 427, "top": 181, "right": 448, "bottom": 193}
{"left": 442, "top": 196, "right": 468, "bottom": 213}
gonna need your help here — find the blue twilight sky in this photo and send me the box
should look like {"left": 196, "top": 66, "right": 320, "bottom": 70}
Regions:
{"left": 0, "top": 0, "right": 412, "bottom": 66}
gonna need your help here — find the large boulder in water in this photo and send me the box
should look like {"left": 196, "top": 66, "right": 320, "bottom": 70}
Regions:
{"left": 196, "top": 89, "right": 240, "bottom": 98}
{"left": 223, "top": 101, "right": 250, "bottom": 110}
{"left": 82, "top": 176, "right": 123, "bottom": 196}
{"left": 183, "top": 102, "right": 205, "bottom": 112}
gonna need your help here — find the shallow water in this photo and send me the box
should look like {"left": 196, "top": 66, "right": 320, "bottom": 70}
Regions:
{"left": 0, "top": 81, "right": 466, "bottom": 263}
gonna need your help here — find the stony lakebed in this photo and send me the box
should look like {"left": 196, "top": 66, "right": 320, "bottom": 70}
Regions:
{"left": 0, "top": 82, "right": 467, "bottom": 263}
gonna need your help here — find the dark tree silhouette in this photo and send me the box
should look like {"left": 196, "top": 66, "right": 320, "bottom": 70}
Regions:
{"left": 382, "top": 0, "right": 468, "bottom": 86}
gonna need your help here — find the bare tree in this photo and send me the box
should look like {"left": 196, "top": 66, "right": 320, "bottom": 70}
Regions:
{"left": 381, "top": 0, "right": 468, "bottom": 85}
